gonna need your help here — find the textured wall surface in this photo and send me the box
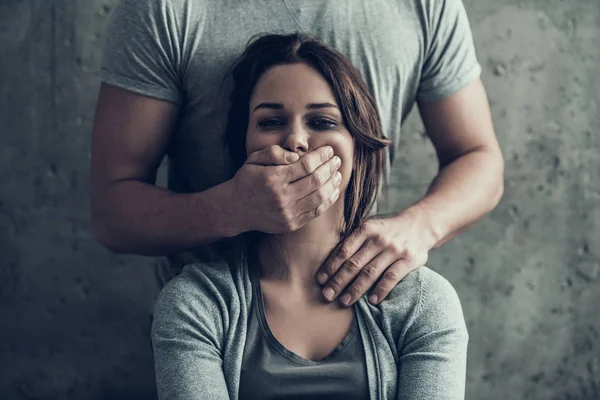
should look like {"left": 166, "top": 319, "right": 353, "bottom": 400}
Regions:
{"left": 0, "top": 0, "right": 598, "bottom": 399}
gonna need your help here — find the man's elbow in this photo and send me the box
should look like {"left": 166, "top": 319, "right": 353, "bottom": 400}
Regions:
{"left": 492, "top": 177, "right": 504, "bottom": 210}
{"left": 489, "top": 150, "right": 505, "bottom": 211}
{"left": 90, "top": 208, "right": 127, "bottom": 254}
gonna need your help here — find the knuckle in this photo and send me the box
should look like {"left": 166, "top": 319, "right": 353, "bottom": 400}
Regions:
{"left": 303, "top": 197, "right": 316, "bottom": 214}
{"left": 312, "top": 203, "right": 325, "bottom": 217}
{"left": 384, "top": 268, "right": 401, "bottom": 282}
{"left": 329, "top": 160, "right": 338, "bottom": 175}
{"left": 347, "top": 284, "right": 362, "bottom": 298}
{"left": 371, "top": 233, "right": 387, "bottom": 247}
{"left": 314, "top": 203, "right": 324, "bottom": 217}
{"left": 268, "top": 145, "right": 280, "bottom": 158}
{"left": 311, "top": 205, "right": 320, "bottom": 219}
{"left": 360, "top": 221, "right": 374, "bottom": 235}
{"left": 311, "top": 170, "right": 325, "bottom": 187}
{"left": 404, "top": 248, "right": 418, "bottom": 261}
{"left": 343, "top": 258, "right": 362, "bottom": 274}
{"left": 315, "top": 187, "right": 328, "bottom": 203}
{"left": 375, "top": 282, "right": 392, "bottom": 296}
{"left": 310, "top": 174, "right": 320, "bottom": 187}
{"left": 322, "top": 263, "right": 336, "bottom": 276}
{"left": 339, "top": 244, "right": 352, "bottom": 259}
{"left": 361, "top": 264, "right": 379, "bottom": 279}
{"left": 300, "top": 157, "right": 313, "bottom": 174}
{"left": 389, "top": 243, "right": 404, "bottom": 257}
{"left": 328, "top": 277, "right": 345, "bottom": 291}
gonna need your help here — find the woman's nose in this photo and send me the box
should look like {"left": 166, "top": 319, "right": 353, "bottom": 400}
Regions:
{"left": 283, "top": 121, "right": 309, "bottom": 154}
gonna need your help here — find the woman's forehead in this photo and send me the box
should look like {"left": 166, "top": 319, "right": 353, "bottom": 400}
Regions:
{"left": 251, "top": 63, "right": 338, "bottom": 108}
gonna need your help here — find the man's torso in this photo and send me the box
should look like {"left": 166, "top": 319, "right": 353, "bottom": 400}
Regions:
{"left": 100, "top": 0, "right": 480, "bottom": 275}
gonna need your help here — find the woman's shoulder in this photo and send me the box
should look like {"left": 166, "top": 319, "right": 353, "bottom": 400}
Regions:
{"left": 162, "top": 259, "right": 233, "bottom": 298}
{"left": 378, "top": 266, "right": 465, "bottom": 331}
{"left": 153, "top": 252, "right": 251, "bottom": 326}
{"left": 384, "top": 266, "right": 460, "bottom": 301}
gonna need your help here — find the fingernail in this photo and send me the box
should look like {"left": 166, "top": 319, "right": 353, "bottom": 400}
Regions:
{"left": 317, "top": 273, "right": 328, "bottom": 285}
{"left": 333, "top": 156, "right": 341, "bottom": 166}
{"left": 323, "top": 287, "right": 335, "bottom": 301}
{"left": 340, "top": 294, "right": 351, "bottom": 306}
{"left": 369, "top": 294, "right": 379, "bottom": 304}
{"left": 327, "top": 147, "right": 334, "bottom": 158}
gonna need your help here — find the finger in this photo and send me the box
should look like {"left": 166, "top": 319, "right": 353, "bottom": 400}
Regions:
{"left": 285, "top": 145, "right": 334, "bottom": 182}
{"left": 368, "top": 258, "right": 415, "bottom": 305}
{"left": 288, "top": 154, "right": 341, "bottom": 200}
{"left": 246, "top": 145, "right": 299, "bottom": 166}
{"left": 337, "top": 252, "right": 394, "bottom": 307}
{"left": 321, "top": 239, "right": 381, "bottom": 303}
{"left": 292, "top": 184, "right": 341, "bottom": 230}
{"left": 292, "top": 167, "right": 341, "bottom": 217}
{"left": 317, "top": 225, "right": 365, "bottom": 285}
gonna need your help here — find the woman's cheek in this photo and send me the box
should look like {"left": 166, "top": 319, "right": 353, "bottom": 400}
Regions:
{"left": 245, "top": 130, "right": 273, "bottom": 155}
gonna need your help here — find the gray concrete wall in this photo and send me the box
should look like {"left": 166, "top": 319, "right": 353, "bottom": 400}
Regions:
{"left": 0, "top": 0, "right": 598, "bottom": 399}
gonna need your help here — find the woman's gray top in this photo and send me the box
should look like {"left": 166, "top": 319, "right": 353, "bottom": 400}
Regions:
{"left": 151, "top": 242, "right": 469, "bottom": 400}
{"left": 238, "top": 247, "right": 369, "bottom": 399}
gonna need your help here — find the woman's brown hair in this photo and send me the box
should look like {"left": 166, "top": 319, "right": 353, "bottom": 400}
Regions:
{"left": 225, "top": 33, "right": 391, "bottom": 242}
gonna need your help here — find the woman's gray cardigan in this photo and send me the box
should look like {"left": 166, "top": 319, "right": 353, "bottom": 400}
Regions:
{"left": 151, "top": 245, "right": 468, "bottom": 400}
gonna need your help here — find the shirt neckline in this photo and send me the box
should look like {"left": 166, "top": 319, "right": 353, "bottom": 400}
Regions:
{"left": 247, "top": 245, "right": 359, "bottom": 366}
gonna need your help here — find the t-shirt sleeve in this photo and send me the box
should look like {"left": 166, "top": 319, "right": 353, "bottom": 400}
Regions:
{"left": 417, "top": 0, "right": 482, "bottom": 102}
{"left": 100, "top": 0, "right": 184, "bottom": 104}
{"left": 396, "top": 268, "right": 469, "bottom": 400}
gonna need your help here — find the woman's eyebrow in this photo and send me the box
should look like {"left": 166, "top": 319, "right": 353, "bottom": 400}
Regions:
{"left": 252, "top": 102, "right": 339, "bottom": 112}
{"left": 306, "top": 102, "right": 338, "bottom": 109}
{"left": 252, "top": 102, "right": 283, "bottom": 112}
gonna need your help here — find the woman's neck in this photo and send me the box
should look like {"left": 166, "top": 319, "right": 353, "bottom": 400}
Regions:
{"left": 256, "top": 201, "right": 345, "bottom": 292}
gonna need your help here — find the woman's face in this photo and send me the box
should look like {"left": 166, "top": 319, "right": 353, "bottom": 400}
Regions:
{"left": 246, "top": 62, "right": 355, "bottom": 194}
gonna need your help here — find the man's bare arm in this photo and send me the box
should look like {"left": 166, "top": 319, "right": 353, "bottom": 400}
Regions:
{"left": 90, "top": 83, "right": 243, "bottom": 255}
{"left": 90, "top": 83, "right": 341, "bottom": 256}
{"left": 315, "top": 78, "right": 505, "bottom": 306}
{"left": 413, "top": 77, "right": 505, "bottom": 248}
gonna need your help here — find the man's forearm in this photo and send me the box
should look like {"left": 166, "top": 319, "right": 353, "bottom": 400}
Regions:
{"left": 92, "top": 179, "right": 242, "bottom": 256}
{"left": 404, "top": 147, "right": 505, "bottom": 250}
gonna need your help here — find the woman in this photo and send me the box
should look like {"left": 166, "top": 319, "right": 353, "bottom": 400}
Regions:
{"left": 151, "top": 33, "right": 468, "bottom": 400}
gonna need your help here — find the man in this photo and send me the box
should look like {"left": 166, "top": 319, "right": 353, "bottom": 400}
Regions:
{"left": 90, "top": 0, "right": 504, "bottom": 307}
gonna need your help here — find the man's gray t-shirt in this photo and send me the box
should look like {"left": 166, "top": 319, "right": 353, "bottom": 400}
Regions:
{"left": 100, "top": 0, "right": 481, "bottom": 276}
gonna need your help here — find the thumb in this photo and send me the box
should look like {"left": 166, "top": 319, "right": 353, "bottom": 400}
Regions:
{"left": 246, "top": 145, "right": 299, "bottom": 166}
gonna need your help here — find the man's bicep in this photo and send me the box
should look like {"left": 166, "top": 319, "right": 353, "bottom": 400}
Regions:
{"left": 417, "top": 78, "right": 501, "bottom": 167}
{"left": 91, "top": 83, "right": 178, "bottom": 187}
{"left": 417, "top": 0, "right": 481, "bottom": 102}
{"left": 100, "top": 0, "right": 183, "bottom": 104}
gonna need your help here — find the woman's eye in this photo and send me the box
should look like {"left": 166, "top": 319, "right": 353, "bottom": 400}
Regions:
{"left": 257, "top": 118, "right": 283, "bottom": 127}
{"left": 310, "top": 118, "right": 338, "bottom": 130}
